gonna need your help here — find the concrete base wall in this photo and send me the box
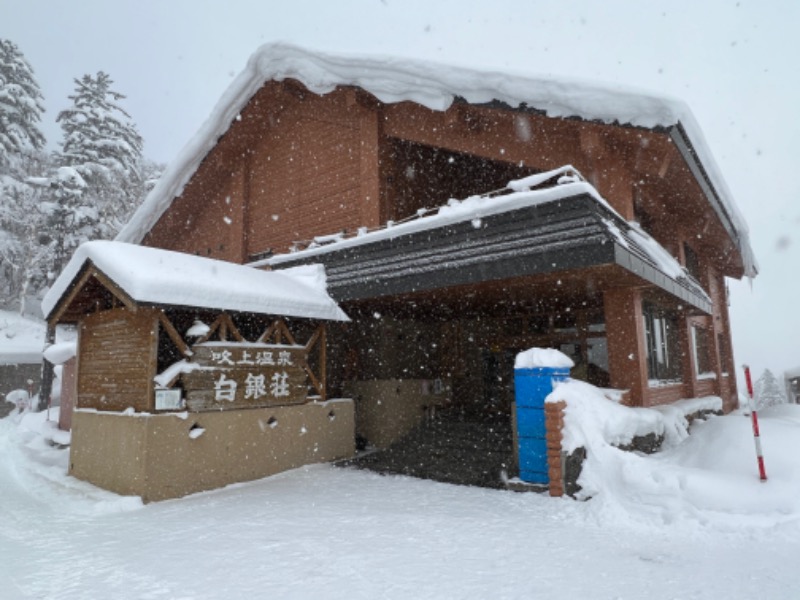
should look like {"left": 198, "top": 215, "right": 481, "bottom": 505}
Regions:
{"left": 69, "top": 399, "right": 355, "bottom": 502}
{"left": 347, "top": 379, "right": 451, "bottom": 449}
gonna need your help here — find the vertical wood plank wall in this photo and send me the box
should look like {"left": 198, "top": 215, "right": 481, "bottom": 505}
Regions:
{"left": 77, "top": 308, "right": 158, "bottom": 412}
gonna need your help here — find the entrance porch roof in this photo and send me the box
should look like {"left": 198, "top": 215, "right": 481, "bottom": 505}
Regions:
{"left": 266, "top": 176, "right": 711, "bottom": 314}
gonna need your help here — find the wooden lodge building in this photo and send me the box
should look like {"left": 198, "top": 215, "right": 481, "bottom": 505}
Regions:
{"left": 78, "top": 43, "right": 754, "bottom": 491}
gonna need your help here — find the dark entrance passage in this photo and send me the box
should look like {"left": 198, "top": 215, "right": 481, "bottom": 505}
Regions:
{"left": 329, "top": 296, "right": 612, "bottom": 489}
{"left": 482, "top": 348, "right": 517, "bottom": 420}
{"left": 341, "top": 412, "right": 514, "bottom": 489}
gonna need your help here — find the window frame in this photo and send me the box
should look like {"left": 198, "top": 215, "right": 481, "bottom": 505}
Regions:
{"left": 691, "top": 324, "right": 716, "bottom": 379}
{"left": 643, "top": 300, "right": 682, "bottom": 385}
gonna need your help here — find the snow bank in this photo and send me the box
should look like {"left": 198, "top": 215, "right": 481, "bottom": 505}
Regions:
{"left": 4, "top": 389, "right": 32, "bottom": 408}
{"left": 553, "top": 380, "right": 723, "bottom": 457}
{"left": 17, "top": 407, "right": 71, "bottom": 447}
{"left": 549, "top": 379, "right": 800, "bottom": 529}
{"left": 551, "top": 380, "right": 665, "bottom": 452}
{"left": 0, "top": 411, "right": 142, "bottom": 517}
{"left": 42, "top": 241, "right": 349, "bottom": 322}
{"left": 116, "top": 43, "right": 755, "bottom": 277}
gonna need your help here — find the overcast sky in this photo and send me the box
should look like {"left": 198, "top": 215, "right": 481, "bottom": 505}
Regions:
{"left": 5, "top": 0, "right": 799, "bottom": 386}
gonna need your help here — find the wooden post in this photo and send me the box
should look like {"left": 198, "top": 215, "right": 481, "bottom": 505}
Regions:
{"left": 38, "top": 322, "right": 57, "bottom": 411}
{"left": 603, "top": 288, "right": 649, "bottom": 406}
{"left": 320, "top": 325, "right": 327, "bottom": 401}
{"left": 545, "top": 400, "right": 566, "bottom": 497}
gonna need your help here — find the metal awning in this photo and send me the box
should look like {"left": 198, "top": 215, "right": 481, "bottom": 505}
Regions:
{"left": 270, "top": 193, "right": 712, "bottom": 314}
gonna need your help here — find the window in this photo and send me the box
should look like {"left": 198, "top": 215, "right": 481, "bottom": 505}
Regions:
{"left": 683, "top": 242, "right": 700, "bottom": 280}
{"left": 643, "top": 301, "right": 682, "bottom": 383}
{"left": 691, "top": 325, "right": 714, "bottom": 378}
{"left": 717, "top": 332, "right": 730, "bottom": 376}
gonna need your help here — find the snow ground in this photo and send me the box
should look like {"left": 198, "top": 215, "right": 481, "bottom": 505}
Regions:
{"left": 2, "top": 407, "right": 800, "bottom": 599}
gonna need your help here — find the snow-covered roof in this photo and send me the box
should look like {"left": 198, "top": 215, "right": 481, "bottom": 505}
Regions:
{"left": 0, "top": 310, "right": 45, "bottom": 365}
{"left": 264, "top": 167, "right": 708, "bottom": 307}
{"left": 265, "top": 167, "right": 604, "bottom": 266}
{"left": 116, "top": 42, "right": 755, "bottom": 277}
{"left": 785, "top": 366, "right": 800, "bottom": 380}
{"left": 515, "top": 347, "right": 575, "bottom": 370}
{"left": 42, "top": 241, "right": 349, "bottom": 322}
{"left": 42, "top": 341, "right": 77, "bottom": 365}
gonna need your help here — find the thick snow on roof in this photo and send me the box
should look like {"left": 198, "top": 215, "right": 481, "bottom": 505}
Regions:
{"left": 784, "top": 366, "right": 800, "bottom": 380}
{"left": 42, "top": 241, "right": 348, "bottom": 322}
{"left": 42, "top": 341, "right": 77, "bottom": 365}
{"left": 116, "top": 43, "right": 754, "bottom": 276}
{"left": 265, "top": 173, "right": 607, "bottom": 266}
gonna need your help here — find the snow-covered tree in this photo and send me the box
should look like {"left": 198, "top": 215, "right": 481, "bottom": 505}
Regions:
{"left": 0, "top": 68, "right": 154, "bottom": 316}
{"left": 56, "top": 72, "right": 143, "bottom": 184}
{"left": 43, "top": 166, "right": 98, "bottom": 275}
{"left": 0, "top": 148, "right": 53, "bottom": 314}
{"left": 0, "top": 177, "right": 50, "bottom": 312}
{"left": 754, "top": 369, "right": 786, "bottom": 409}
{"left": 53, "top": 72, "right": 145, "bottom": 244}
{"left": 0, "top": 39, "right": 46, "bottom": 169}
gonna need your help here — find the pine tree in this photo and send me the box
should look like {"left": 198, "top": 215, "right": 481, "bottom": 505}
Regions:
{"left": 46, "top": 166, "right": 93, "bottom": 274}
{"left": 0, "top": 39, "right": 46, "bottom": 168}
{"left": 53, "top": 72, "right": 145, "bottom": 245}
{"left": 0, "top": 40, "right": 48, "bottom": 314}
{"left": 56, "top": 72, "right": 143, "bottom": 183}
{"left": 754, "top": 369, "right": 786, "bottom": 410}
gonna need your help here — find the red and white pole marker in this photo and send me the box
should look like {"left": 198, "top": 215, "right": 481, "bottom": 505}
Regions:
{"left": 743, "top": 365, "right": 768, "bottom": 482}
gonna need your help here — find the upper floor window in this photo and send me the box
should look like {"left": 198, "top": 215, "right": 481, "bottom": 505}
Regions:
{"left": 683, "top": 242, "right": 700, "bottom": 280}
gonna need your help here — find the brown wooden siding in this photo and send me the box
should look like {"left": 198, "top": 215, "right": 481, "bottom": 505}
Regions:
{"left": 144, "top": 162, "right": 247, "bottom": 262}
{"left": 384, "top": 138, "right": 535, "bottom": 222}
{"left": 646, "top": 383, "right": 685, "bottom": 407}
{"left": 246, "top": 113, "right": 361, "bottom": 254}
{"left": 77, "top": 308, "right": 158, "bottom": 412}
{"left": 694, "top": 378, "right": 717, "bottom": 398}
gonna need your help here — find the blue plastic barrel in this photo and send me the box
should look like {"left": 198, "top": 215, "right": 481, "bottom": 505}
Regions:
{"left": 515, "top": 366, "right": 570, "bottom": 484}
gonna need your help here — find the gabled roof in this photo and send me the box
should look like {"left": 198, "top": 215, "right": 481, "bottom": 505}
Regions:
{"left": 116, "top": 42, "right": 755, "bottom": 277}
{"left": 42, "top": 241, "right": 349, "bottom": 324}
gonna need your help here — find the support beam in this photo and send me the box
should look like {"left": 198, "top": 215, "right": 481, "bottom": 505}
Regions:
{"left": 359, "top": 106, "right": 383, "bottom": 228}
{"left": 158, "top": 312, "right": 192, "bottom": 357}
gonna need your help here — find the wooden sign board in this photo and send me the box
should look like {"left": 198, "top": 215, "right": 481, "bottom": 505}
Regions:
{"left": 181, "top": 343, "right": 307, "bottom": 412}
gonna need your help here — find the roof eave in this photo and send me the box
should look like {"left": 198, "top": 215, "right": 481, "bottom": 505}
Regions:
{"left": 668, "top": 122, "right": 755, "bottom": 278}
